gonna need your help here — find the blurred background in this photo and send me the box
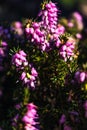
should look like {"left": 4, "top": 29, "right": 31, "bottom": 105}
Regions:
{"left": 0, "top": 0, "right": 87, "bottom": 26}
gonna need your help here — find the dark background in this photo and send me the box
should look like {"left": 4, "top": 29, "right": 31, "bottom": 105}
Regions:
{"left": 0, "top": 0, "right": 87, "bottom": 26}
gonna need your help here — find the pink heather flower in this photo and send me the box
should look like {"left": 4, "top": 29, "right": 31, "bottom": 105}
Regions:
{"left": 76, "top": 33, "right": 82, "bottom": 39}
{"left": 20, "top": 72, "right": 29, "bottom": 84}
{"left": 27, "top": 103, "right": 37, "bottom": 110}
{"left": 23, "top": 115, "right": 36, "bottom": 125}
{"left": 23, "top": 77, "right": 29, "bottom": 84}
{"left": 0, "top": 48, "right": 5, "bottom": 57}
{"left": 73, "top": 12, "right": 82, "bottom": 21}
{"left": 23, "top": 61, "right": 28, "bottom": 66}
{"left": 25, "top": 1, "right": 61, "bottom": 52}
{"left": 11, "top": 21, "right": 23, "bottom": 36}
{"left": 0, "top": 41, "right": 8, "bottom": 57}
{"left": 19, "top": 50, "right": 27, "bottom": 57}
{"left": 14, "top": 21, "right": 22, "bottom": 28}
{"left": 80, "top": 72, "right": 86, "bottom": 82}
{"left": 12, "top": 50, "right": 38, "bottom": 89}
{"left": 42, "top": 1, "right": 58, "bottom": 30}
{"left": 22, "top": 103, "right": 39, "bottom": 130}
{"left": 26, "top": 111, "right": 36, "bottom": 118}
{"left": 57, "top": 24, "right": 65, "bottom": 35}
{"left": 25, "top": 27, "right": 34, "bottom": 34}
{"left": 25, "top": 22, "right": 47, "bottom": 51}
{"left": 20, "top": 66, "right": 38, "bottom": 89}
{"left": 33, "top": 22, "right": 40, "bottom": 29}
{"left": 12, "top": 50, "right": 27, "bottom": 69}
{"left": 75, "top": 71, "right": 86, "bottom": 83}
{"left": 59, "top": 114, "right": 66, "bottom": 124}
{"left": 68, "top": 22, "right": 74, "bottom": 28}
{"left": 1, "top": 41, "right": 7, "bottom": 47}
{"left": 72, "top": 12, "right": 83, "bottom": 31}
{"left": 59, "top": 40, "right": 75, "bottom": 61}
{"left": 55, "top": 38, "right": 61, "bottom": 47}
{"left": 20, "top": 72, "right": 26, "bottom": 80}
{"left": 30, "top": 81, "right": 35, "bottom": 88}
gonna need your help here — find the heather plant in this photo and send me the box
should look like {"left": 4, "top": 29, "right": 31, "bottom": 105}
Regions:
{"left": 0, "top": 1, "right": 87, "bottom": 130}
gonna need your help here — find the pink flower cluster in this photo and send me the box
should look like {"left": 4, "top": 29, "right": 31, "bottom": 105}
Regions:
{"left": 22, "top": 103, "right": 39, "bottom": 130}
{"left": 0, "top": 41, "right": 8, "bottom": 71}
{"left": 25, "top": 22, "right": 47, "bottom": 51}
{"left": 12, "top": 50, "right": 38, "bottom": 88}
{"left": 72, "top": 12, "right": 83, "bottom": 31}
{"left": 50, "top": 24, "right": 65, "bottom": 48}
{"left": 59, "top": 39, "right": 75, "bottom": 61}
{"left": 75, "top": 71, "right": 87, "bottom": 83}
{"left": 41, "top": 1, "right": 58, "bottom": 32}
{"left": 12, "top": 50, "right": 28, "bottom": 70}
{"left": 20, "top": 66, "right": 38, "bottom": 88}
{"left": 25, "top": 1, "right": 65, "bottom": 51}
